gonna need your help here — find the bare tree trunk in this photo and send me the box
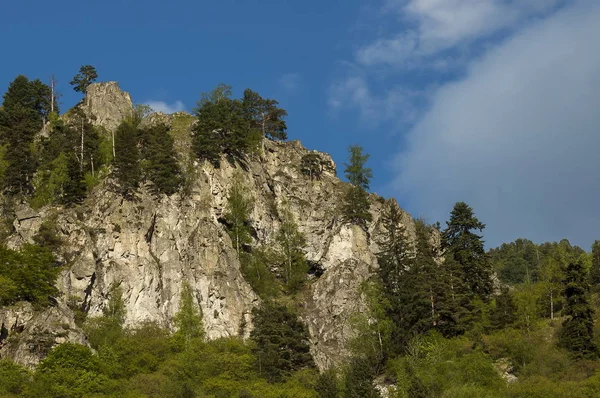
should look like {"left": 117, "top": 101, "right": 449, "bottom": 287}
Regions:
{"left": 90, "top": 155, "right": 95, "bottom": 177}
{"left": 80, "top": 119, "right": 85, "bottom": 171}
{"left": 112, "top": 131, "right": 116, "bottom": 159}
{"left": 50, "top": 75, "right": 56, "bottom": 114}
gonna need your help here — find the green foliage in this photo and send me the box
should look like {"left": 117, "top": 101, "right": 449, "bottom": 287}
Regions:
{"left": 590, "top": 240, "right": 600, "bottom": 291}
{"left": 32, "top": 112, "right": 100, "bottom": 206}
{"left": 29, "top": 343, "right": 113, "bottom": 398}
{"left": 489, "top": 238, "right": 539, "bottom": 284}
{"left": 250, "top": 302, "right": 315, "bottom": 382}
{"left": 0, "top": 144, "right": 8, "bottom": 187}
{"left": 443, "top": 202, "right": 493, "bottom": 302}
{"left": 70, "top": 65, "right": 98, "bottom": 93}
{"left": 274, "top": 206, "right": 308, "bottom": 293}
{"left": 85, "top": 285, "right": 127, "bottom": 349}
{"left": 343, "top": 356, "right": 380, "bottom": 398}
{"left": 315, "top": 369, "right": 340, "bottom": 398}
{"left": 376, "top": 201, "right": 413, "bottom": 352}
{"left": 490, "top": 289, "right": 518, "bottom": 330}
{"left": 239, "top": 248, "right": 281, "bottom": 300}
{"left": 33, "top": 219, "right": 63, "bottom": 253}
{"left": 559, "top": 261, "right": 598, "bottom": 359}
{"left": 0, "top": 75, "right": 52, "bottom": 195}
{"left": 242, "top": 88, "right": 288, "bottom": 141}
{"left": 0, "top": 244, "right": 59, "bottom": 305}
{"left": 31, "top": 152, "right": 69, "bottom": 208}
{"left": 377, "top": 209, "right": 458, "bottom": 351}
{"left": 0, "top": 360, "right": 30, "bottom": 396}
{"left": 113, "top": 119, "right": 141, "bottom": 197}
{"left": 192, "top": 85, "right": 261, "bottom": 167}
{"left": 350, "top": 280, "right": 394, "bottom": 366}
{"left": 225, "top": 174, "right": 253, "bottom": 258}
{"left": 301, "top": 153, "right": 326, "bottom": 180}
{"left": 139, "top": 123, "right": 182, "bottom": 195}
{"left": 192, "top": 84, "right": 288, "bottom": 167}
{"left": 173, "top": 282, "right": 205, "bottom": 347}
{"left": 342, "top": 145, "right": 372, "bottom": 227}
{"left": 395, "top": 333, "right": 505, "bottom": 397}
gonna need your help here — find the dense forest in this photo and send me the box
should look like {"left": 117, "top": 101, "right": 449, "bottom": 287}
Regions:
{"left": 1, "top": 67, "right": 600, "bottom": 397}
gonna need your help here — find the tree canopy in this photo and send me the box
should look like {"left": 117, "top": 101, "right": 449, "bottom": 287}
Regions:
{"left": 70, "top": 65, "right": 98, "bottom": 93}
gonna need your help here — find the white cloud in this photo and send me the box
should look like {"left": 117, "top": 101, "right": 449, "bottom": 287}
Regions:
{"left": 392, "top": 0, "right": 600, "bottom": 247}
{"left": 144, "top": 100, "right": 186, "bottom": 114}
{"left": 328, "top": 75, "right": 421, "bottom": 126}
{"left": 330, "top": 1, "right": 561, "bottom": 125}
{"left": 279, "top": 73, "right": 301, "bottom": 92}
{"left": 359, "top": 0, "right": 561, "bottom": 66}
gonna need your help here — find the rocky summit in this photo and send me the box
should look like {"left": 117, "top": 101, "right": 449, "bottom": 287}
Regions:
{"left": 0, "top": 82, "right": 416, "bottom": 369}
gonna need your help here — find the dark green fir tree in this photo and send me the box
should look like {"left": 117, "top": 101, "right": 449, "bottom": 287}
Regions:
{"left": 113, "top": 119, "right": 140, "bottom": 198}
{"left": 342, "top": 145, "right": 372, "bottom": 229}
{"left": 558, "top": 261, "right": 598, "bottom": 359}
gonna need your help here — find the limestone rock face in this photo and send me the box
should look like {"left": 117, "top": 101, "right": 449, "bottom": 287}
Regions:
{"left": 0, "top": 108, "right": 418, "bottom": 370}
{"left": 0, "top": 302, "right": 87, "bottom": 368}
{"left": 82, "top": 82, "right": 133, "bottom": 132}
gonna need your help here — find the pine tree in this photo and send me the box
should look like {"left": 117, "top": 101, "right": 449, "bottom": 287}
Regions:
{"left": 558, "top": 261, "right": 598, "bottom": 359}
{"left": 342, "top": 356, "right": 380, "bottom": 398}
{"left": 32, "top": 118, "right": 89, "bottom": 206}
{"left": 62, "top": 153, "right": 86, "bottom": 205}
{"left": 377, "top": 200, "right": 412, "bottom": 285}
{"left": 70, "top": 65, "right": 98, "bottom": 93}
{"left": 442, "top": 202, "right": 493, "bottom": 301}
{"left": 376, "top": 200, "right": 412, "bottom": 352}
{"left": 113, "top": 119, "right": 140, "bottom": 198}
{"left": 192, "top": 85, "right": 259, "bottom": 167}
{"left": 242, "top": 88, "right": 288, "bottom": 141}
{"left": 342, "top": 145, "right": 372, "bottom": 228}
{"left": 0, "top": 76, "right": 51, "bottom": 195}
{"left": 250, "top": 302, "right": 314, "bottom": 382}
{"left": 139, "top": 123, "right": 182, "bottom": 195}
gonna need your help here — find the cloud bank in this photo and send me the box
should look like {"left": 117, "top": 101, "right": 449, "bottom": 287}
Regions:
{"left": 359, "top": 0, "right": 561, "bottom": 67}
{"left": 392, "top": 1, "right": 600, "bottom": 248}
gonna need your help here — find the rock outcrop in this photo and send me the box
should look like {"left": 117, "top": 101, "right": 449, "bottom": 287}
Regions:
{"left": 0, "top": 302, "right": 87, "bottom": 367}
{"left": 0, "top": 82, "right": 418, "bottom": 370}
{"left": 82, "top": 82, "right": 133, "bottom": 132}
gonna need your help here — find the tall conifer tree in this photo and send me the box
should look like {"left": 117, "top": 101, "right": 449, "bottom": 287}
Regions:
{"left": 0, "top": 76, "right": 51, "bottom": 195}
{"left": 113, "top": 119, "right": 140, "bottom": 198}
{"left": 342, "top": 145, "right": 372, "bottom": 228}
{"left": 559, "top": 261, "right": 598, "bottom": 359}
{"left": 442, "top": 202, "right": 493, "bottom": 301}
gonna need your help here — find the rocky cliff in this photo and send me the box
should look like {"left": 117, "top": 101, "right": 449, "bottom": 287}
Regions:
{"left": 0, "top": 82, "right": 417, "bottom": 369}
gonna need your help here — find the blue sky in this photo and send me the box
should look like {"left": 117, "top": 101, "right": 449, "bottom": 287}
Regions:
{"left": 2, "top": 0, "right": 600, "bottom": 249}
